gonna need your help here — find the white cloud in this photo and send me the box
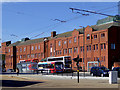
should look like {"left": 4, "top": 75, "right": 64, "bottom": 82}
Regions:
{"left": 1, "top": 0, "right": 120, "bottom": 2}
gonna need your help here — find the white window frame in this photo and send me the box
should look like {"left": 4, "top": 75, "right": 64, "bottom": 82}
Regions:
{"left": 58, "top": 41, "right": 61, "bottom": 46}
{"left": 31, "top": 46, "right": 34, "bottom": 50}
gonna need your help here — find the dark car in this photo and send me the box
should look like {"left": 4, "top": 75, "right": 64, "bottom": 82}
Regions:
{"left": 90, "top": 66, "right": 109, "bottom": 77}
{"left": 112, "top": 67, "right": 120, "bottom": 77}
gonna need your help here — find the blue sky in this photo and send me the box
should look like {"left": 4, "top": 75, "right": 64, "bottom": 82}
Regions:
{"left": 2, "top": 2, "right": 119, "bottom": 43}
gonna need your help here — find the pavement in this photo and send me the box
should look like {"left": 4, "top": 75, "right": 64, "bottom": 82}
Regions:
{"left": 1, "top": 73, "right": 120, "bottom": 88}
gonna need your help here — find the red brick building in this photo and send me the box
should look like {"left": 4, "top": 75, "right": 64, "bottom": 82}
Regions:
{"left": 2, "top": 16, "right": 120, "bottom": 71}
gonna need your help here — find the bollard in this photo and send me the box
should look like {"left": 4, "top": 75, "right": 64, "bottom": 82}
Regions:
{"left": 109, "top": 71, "right": 118, "bottom": 84}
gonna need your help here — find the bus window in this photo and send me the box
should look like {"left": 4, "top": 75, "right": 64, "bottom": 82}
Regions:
{"left": 48, "top": 58, "right": 55, "bottom": 61}
{"left": 55, "top": 63, "right": 63, "bottom": 69}
{"left": 65, "top": 57, "right": 72, "bottom": 64}
{"left": 50, "top": 64, "right": 54, "bottom": 69}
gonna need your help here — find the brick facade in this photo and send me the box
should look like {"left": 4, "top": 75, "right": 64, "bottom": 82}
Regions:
{"left": 2, "top": 18, "right": 120, "bottom": 71}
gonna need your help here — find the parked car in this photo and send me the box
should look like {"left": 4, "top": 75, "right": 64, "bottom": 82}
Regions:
{"left": 90, "top": 66, "right": 109, "bottom": 77}
{"left": 7, "top": 69, "right": 14, "bottom": 73}
{"left": 112, "top": 67, "right": 120, "bottom": 77}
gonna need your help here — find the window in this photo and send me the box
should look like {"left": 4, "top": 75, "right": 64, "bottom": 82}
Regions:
{"left": 94, "top": 35, "right": 97, "bottom": 39}
{"left": 35, "top": 46, "right": 37, "bottom": 50}
{"left": 58, "top": 41, "right": 61, "bottom": 46}
{"left": 87, "top": 46, "right": 89, "bottom": 51}
{"left": 74, "top": 47, "right": 78, "bottom": 53}
{"left": 50, "top": 52, "right": 52, "bottom": 56}
{"left": 20, "top": 55, "right": 22, "bottom": 59}
{"left": 87, "top": 34, "right": 90, "bottom": 40}
{"left": 56, "top": 51, "right": 57, "bottom": 55}
{"left": 69, "top": 48, "right": 72, "bottom": 54}
{"left": 93, "top": 45, "right": 95, "bottom": 50}
{"left": 31, "top": 46, "right": 34, "bottom": 50}
{"left": 35, "top": 53, "right": 37, "bottom": 58}
{"left": 89, "top": 45, "right": 91, "bottom": 51}
{"left": 69, "top": 40, "right": 71, "bottom": 43}
{"left": 64, "top": 41, "right": 66, "bottom": 44}
{"left": 101, "top": 33, "right": 105, "bottom": 37}
{"left": 50, "top": 47, "right": 52, "bottom": 52}
{"left": 60, "top": 50, "right": 61, "bottom": 55}
{"left": 24, "top": 47, "right": 26, "bottom": 51}
{"left": 64, "top": 49, "right": 67, "bottom": 54}
{"left": 74, "top": 37, "right": 76, "bottom": 42}
{"left": 38, "top": 53, "right": 40, "bottom": 57}
{"left": 27, "top": 54, "right": 30, "bottom": 58}
{"left": 20, "top": 48, "right": 22, "bottom": 52}
{"left": 104, "top": 43, "right": 106, "bottom": 49}
{"left": 101, "top": 44, "right": 103, "bottom": 50}
{"left": 83, "top": 46, "right": 84, "bottom": 51}
{"left": 64, "top": 50, "right": 65, "bottom": 54}
{"left": 38, "top": 45, "right": 40, "bottom": 49}
{"left": 58, "top": 51, "right": 59, "bottom": 55}
{"left": 80, "top": 47, "right": 82, "bottom": 52}
{"left": 96, "top": 44, "right": 98, "bottom": 50}
{"left": 66, "top": 49, "right": 67, "bottom": 54}
{"left": 31, "top": 54, "right": 34, "bottom": 58}
{"left": 111, "top": 43, "right": 115, "bottom": 49}
{"left": 9, "top": 49, "right": 10, "bottom": 52}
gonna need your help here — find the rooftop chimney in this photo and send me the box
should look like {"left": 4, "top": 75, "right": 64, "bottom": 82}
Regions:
{"left": 21, "top": 37, "right": 30, "bottom": 42}
{"left": 51, "top": 31, "right": 56, "bottom": 37}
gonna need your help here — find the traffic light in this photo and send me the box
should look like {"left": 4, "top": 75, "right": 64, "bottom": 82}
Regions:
{"left": 73, "top": 55, "right": 82, "bottom": 62}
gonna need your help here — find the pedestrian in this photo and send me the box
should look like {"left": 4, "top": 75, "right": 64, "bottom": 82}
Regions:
{"left": 16, "top": 68, "right": 19, "bottom": 76}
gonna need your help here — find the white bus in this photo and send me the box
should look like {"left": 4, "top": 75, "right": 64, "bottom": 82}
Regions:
{"left": 47, "top": 56, "right": 72, "bottom": 72}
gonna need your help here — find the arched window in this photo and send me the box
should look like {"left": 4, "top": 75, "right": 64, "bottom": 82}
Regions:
{"left": 87, "top": 34, "right": 90, "bottom": 40}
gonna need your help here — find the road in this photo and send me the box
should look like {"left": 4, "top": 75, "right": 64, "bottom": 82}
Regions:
{"left": 1, "top": 73, "right": 120, "bottom": 88}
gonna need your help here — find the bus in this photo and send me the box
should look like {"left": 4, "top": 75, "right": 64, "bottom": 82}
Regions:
{"left": 47, "top": 56, "right": 72, "bottom": 72}
{"left": 19, "top": 59, "right": 39, "bottom": 63}
{"left": 19, "top": 60, "right": 26, "bottom": 63}
{"left": 38, "top": 61, "right": 64, "bottom": 73}
{"left": 17, "top": 62, "right": 38, "bottom": 73}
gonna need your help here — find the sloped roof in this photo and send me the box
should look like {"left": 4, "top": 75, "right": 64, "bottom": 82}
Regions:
{"left": 8, "top": 22, "right": 119, "bottom": 47}
{"left": 9, "top": 41, "right": 21, "bottom": 47}
{"left": 91, "top": 22, "right": 119, "bottom": 31}
{"left": 96, "top": 15, "right": 120, "bottom": 25}
{"left": 17, "top": 38, "right": 44, "bottom": 46}
{"left": 54, "top": 31, "right": 73, "bottom": 38}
